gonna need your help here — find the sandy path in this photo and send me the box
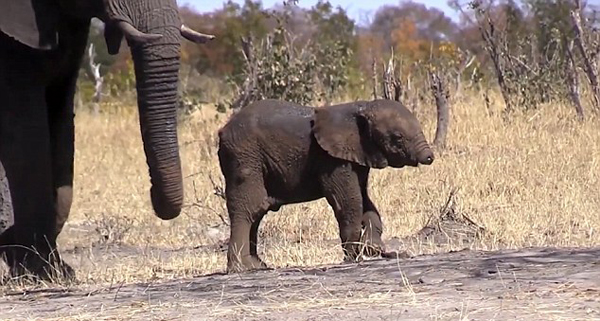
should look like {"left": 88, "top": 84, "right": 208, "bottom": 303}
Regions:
{"left": 2, "top": 246, "right": 599, "bottom": 321}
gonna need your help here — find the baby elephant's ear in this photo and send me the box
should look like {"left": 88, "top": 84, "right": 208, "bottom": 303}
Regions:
{"left": 312, "top": 103, "right": 388, "bottom": 168}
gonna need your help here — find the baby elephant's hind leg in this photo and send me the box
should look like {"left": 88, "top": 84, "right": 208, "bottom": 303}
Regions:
{"left": 249, "top": 212, "right": 267, "bottom": 263}
{"left": 224, "top": 173, "right": 270, "bottom": 273}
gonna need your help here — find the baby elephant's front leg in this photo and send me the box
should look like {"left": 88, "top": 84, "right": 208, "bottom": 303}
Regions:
{"left": 361, "top": 210, "right": 407, "bottom": 260}
{"left": 361, "top": 210, "right": 385, "bottom": 257}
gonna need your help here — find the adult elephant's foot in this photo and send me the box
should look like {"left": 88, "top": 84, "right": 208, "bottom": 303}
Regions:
{"left": 5, "top": 249, "right": 75, "bottom": 282}
{"left": 227, "top": 255, "right": 269, "bottom": 274}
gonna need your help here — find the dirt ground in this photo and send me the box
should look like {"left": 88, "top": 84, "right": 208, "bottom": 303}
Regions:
{"left": 2, "top": 245, "right": 599, "bottom": 321}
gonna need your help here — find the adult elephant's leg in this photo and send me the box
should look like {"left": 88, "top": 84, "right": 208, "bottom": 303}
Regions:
{"left": 46, "top": 72, "right": 77, "bottom": 239}
{"left": 0, "top": 160, "right": 14, "bottom": 247}
{"left": 320, "top": 163, "right": 364, "bottom": 262}
{"left": 0, "top": 42, "right": 68, "bottom": 280}
{"left": 46, "top": 19, "right": 90, "bottom": 238}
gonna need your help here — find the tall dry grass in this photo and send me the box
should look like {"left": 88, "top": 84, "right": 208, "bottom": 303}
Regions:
{"left": 4, "top": 90, "right": 600, "bottom": 286}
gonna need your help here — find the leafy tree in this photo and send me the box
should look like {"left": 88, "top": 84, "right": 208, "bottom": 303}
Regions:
{"left": 181, "top": 0, "right": 271, "bottom": 78}
{"left": 307, "top": 1, "right": 356, "bottom": 100}
{"left": 371, "top": 1, "right": 458, "bottom": 50}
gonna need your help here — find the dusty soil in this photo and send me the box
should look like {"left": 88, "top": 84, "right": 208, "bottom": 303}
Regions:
{"left": 1, "top": 245, "right": 599, "bottom": 321}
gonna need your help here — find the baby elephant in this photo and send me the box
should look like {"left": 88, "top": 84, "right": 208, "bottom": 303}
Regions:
{"left": 217, "top": 99, "right": 434, "bottom": 273}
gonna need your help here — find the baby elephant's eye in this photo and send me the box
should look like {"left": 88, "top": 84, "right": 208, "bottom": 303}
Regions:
{"left": 391, "top": 134, "right": 404, "bottom": 146}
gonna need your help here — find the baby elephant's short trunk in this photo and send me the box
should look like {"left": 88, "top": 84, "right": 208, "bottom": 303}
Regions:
{"left": 415, "top": 139, "right": 435, "bottom": 165}
{"left": 418, "top": 151, "right": 434, "bottom": 165}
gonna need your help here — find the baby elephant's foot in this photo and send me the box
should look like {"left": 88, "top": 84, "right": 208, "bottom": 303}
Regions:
{"left": 341, "top": 246, "right": 365, "bottom": 264}
{"left": 227, "top": 255, "right": 269, "bottom": 274}
{"left": 360, "top": 242, "right": 411, "bottom": 260}
{"left": 361, "top": 242, "right": 385, "bottom": 258}
{"left": 342, "top": 255, "right": 363, "bottom": 264}
{"left": 360, "top": 211, "right": 385, "bottom": 258}
{"left": 379, "top": 250, "right": 411, "bottom": 260}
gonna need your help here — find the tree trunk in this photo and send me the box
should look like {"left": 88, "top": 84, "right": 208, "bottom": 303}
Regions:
{"left": 454, "top": 54, "right": 475, "bottom": 101}
{"left": 571, "top": 0, "right": 600, "bottom": 112}
{"left": 86, "top": 44, "right": 103, "bottom": 115}
{"left": 430, "top": 71, "right": 450, "bottom": 149}
{"left": 478, "top": 12, "right": 513, "bottom": 113}
{"left": 382, "top": 53, "right": 402, "bottom": 102}
{"left": 371, "top": 54, "right": 378, "bottom": 100}
{"left": 566, "top": 40, "right": 585, "bottom": 120}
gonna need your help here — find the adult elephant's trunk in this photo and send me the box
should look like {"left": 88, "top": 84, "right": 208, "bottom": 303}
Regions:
{"left": 130, "top": 30, "right": 183, "bottom": 220}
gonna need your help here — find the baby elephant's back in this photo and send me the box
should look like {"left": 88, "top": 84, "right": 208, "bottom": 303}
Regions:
{"left": 219, "top": 99, "right": 315, "bottom": 152}
{"left": 217, "top": 100, "right": 318, "bottom": 199}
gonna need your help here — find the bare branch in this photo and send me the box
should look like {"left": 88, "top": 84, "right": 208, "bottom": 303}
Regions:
{"left": 185, "top": 180, "right": 229, "bottom": 227}
{"left": 371, "top": 52, "right": 378, "bottom": 99}
{"left": 382, "top": 48, "right": 403, "bottom": 101}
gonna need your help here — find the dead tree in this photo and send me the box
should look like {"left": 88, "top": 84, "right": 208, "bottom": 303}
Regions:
{"left": 571, "top": 0, "right": 600, "bottom": 112}
{"left": 371, "top": 54, "right": 378, "bottom": 100}
{"left": 86, "top": 43, "right": 104, "bottom": 115}
{"left": 382, "top": 52, "right": 402, "bottom": 101}
{"left": 429, "top": 70, "right": 450, "bottom": 149}
{"left": 229, "top": 36, "right": 259, "bottom": 111}
{"left": 566, "top": 39, "right": 585, "bottom": 120}
{"left": 225, "top": 24, "right": 319, "bottom": 111}
{"left": 475, "top": 6, "right": 513, "bottom": 113}
{"left": 453, "top": 50, "right": 476, "bottom": 100}
{"left": 377, "top": 53, "right": 450, "bottom": 149}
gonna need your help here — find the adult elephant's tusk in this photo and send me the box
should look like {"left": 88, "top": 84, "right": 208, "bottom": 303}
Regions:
{"left": 117, "top": 21, "right": 162, "bottom": 43}
{"left": 180, "top": 24, "right": 215, "bottom": 44}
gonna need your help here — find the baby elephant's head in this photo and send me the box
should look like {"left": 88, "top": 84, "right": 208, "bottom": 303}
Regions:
{"left": 313, "top": 99, "right": 434, "bottom": 169}
{"left": 360, "top": 100, "right": 434, "bottom": 168}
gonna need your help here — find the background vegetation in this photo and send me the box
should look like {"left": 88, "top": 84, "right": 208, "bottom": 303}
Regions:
{"left": 79, "top": 0, "right": 600, "bottom": 119}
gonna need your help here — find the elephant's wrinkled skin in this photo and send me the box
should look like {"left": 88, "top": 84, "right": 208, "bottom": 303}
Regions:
{"left": 0, "top": 0, "right": 213, "bottom": 280}
{"left": 217, "top": 99, "right": 434, "bottom": 273}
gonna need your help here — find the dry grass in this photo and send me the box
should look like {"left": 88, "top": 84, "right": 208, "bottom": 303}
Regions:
{"left": 3, "top": 90, "right": 600, "bottom": 288}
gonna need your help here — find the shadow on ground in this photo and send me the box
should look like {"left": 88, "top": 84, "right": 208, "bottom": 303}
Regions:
{"left": 2, "top": 246, "right": 599, "bottom": 321}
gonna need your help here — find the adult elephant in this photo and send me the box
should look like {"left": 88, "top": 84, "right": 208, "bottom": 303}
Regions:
{"left": 0, "top": 0, "right": 213, "bottom": 280}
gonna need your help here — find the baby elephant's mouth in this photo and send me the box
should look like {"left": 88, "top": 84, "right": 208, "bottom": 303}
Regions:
{"left": 389, "top": 150, "right": 434, "bottom": 168}
{"left": 401, "top": 158, "right": 420, "bottom": 167}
